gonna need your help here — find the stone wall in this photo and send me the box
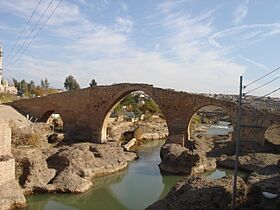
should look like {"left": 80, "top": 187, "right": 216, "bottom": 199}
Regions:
{"left": 0, "top": 122, "right": 15, "bottom": 185}
{"left": 0, "top": 158, "right": 15, "bottom": 185}
{"left": 0, "top": 123, "right": 12, "bottom": 155}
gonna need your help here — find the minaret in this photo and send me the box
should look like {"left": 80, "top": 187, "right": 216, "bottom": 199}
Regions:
{"left": 0, "top": 46, "right": 2, "bottom": 85}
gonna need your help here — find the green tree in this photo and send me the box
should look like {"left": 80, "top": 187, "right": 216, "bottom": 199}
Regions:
{"left": 12, "top": 78, "right": 19, "bottom": 89}
{"left": 41, "top": 78, "right": 49, "bottom": 89}
{"left": 89, "top": 79, "right": 97, "bottom": 87}
{"left": 28, "top": 80, "right": 36, "bottom": 96}
{"left": 64, "top": 75, "right": 80, "bottom": 91}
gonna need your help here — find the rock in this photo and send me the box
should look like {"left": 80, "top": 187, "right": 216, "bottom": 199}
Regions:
{"left": 218, "top": 153, "right": 280, "bottom": 172}
{"left": 45, "top": 142, "right": 137, "bottom": 193}
{"left": 146, "top": 176, "right": 248, "bottom": 210}
{"left": 106, "top": 119, "right": 168, "bottom": 141}
{"left": 107, "top": 122, "right": 135, "bottom": 140}
{"left": 14, "top": 148, "right": 56, "bottom": 194}
{"left": 47, "top": 133, "right": 64, "bottom": 144}
{"left": 247, "top": 165, "right": 280, "bottom": 194}
{"left": 123, "top": 138, "right": 137, "bottom": 151}
{"left": 0, "top": 179, "right": 27, "bottom": 210}
{"left": 159, "top": 142, "right": 216, "bottom": 175}
{"left": 49, "top": 170, "right": 93, "bottom": 193}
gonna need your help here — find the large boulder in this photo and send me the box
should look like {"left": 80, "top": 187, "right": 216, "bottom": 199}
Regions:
{"left": 146, "top": 176, "right": 248, "bottom": 210}
{"left": 159, "top": 142, "right": 216, "bottom": 175}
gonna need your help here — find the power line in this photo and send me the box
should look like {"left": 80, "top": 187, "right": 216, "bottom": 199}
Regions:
{"left": 244, "top": 86, "right": 280, "bottom": 105}
{"left": 244, "top": 76, "right": 280, "bottom": 95}
{"left": 6, "top": 0, "right": 55, "bottom": 68}
{"left": 8, "top": 0, "right": 64, "bottom": 69}
{"left": 262, "top": 87, "right": 280, "bottom": 98}
{"left": 244, "top": 66, "right": 280, "bottom": 89}
{"left": 5, "top": 0, "right": 43, "bottom": 64}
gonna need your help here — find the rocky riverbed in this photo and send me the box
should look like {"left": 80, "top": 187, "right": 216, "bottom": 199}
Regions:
{"left": 148, "top": 126, "right": 280, "bottom": 210}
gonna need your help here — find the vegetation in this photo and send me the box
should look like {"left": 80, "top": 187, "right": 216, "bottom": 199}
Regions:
{"left": 12, "top": 77, "right": 59, "bottom": 97}
{"left": 89, "top": 79, "right": 97, "bottom": 87}
{"left": 189, "top": 114, "right": 202, "bottom": 135}
{"left": 0, "top": 93, "right": 16, "bottom": 103}
{"left": 113, "top": 92, "right": 162, "bottom": 120}
{"left": 64, "top": 75, "right": 80, "bottom": 90}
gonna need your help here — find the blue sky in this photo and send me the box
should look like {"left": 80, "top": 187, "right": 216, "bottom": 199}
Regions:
{"left": 0, "top": 0, "right": 280, "bottom": 96}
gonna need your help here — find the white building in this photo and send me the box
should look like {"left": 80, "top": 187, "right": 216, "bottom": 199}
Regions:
{"left": 0, "top": 46, "right": 17, "bottom": 95}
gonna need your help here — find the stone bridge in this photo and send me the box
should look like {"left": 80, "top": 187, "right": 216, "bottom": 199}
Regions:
{"left": 9, "top": 83, "right": 280, "bottom": 146}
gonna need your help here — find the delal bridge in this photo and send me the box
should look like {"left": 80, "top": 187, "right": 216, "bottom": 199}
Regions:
{"left": 9, "top": 83, "right": 280, "bottom": 146}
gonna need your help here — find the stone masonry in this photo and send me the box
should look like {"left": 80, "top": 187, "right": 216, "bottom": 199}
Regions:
{"left": 9, "top": 83, "right": 280, "bottom": 146}
{"left": 0, "top": 122, "right": 15, "bottom": 185}
{"left": 0, "top": 122, "right": 26, "bottom": 210}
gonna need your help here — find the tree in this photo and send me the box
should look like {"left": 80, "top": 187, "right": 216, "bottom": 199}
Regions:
{"left": 41, "top": 78, "right": 49, "bottom": 89}
{"left": 12, "top": 78, "right": 19, "bottom": 89}
{"left": 28, "top": 80, "right": 36, "bottom": 96}
{"left": 89, "top": 79, "right": 97, "bottom": 87}
{"left": 64, "top": 75, "right": 80, "bottom": 91}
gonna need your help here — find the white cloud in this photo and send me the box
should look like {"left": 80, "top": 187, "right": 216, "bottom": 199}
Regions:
{"left": 2, "top": 0, "right": 248, "bottom": 95}
{"left": 114, "top": 17, "right": 134, "bottom": 33}
{"left": 234, "top": 0, "right": 250, "bottom": 24}
{"left": 239, "top": 55, "right": 269, "bottom": 71}
{"left": 208, "top": 23, "right": 280, "bottom": 49}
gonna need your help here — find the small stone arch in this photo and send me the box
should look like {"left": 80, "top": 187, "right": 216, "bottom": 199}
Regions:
{"left": 264, "top": 123, "right": 280, "bottom": 145}
{"left": 39, "top": 110, "right": 56, "bottom": 122}
{"left": 99, "top": 89, "right": 169, "bottom": 142}
{"left": 39, "top": 110, "right": 64, "bottom": 132}
{"left": 186, "top": 104, "right": 234, "bottom": 140}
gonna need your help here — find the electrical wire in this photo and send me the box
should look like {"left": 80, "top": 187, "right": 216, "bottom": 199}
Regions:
{"left": 262, "top": 87, "right": 280, "bottom": 98}
{"left": 244, "top": 76, "right": 280, "bottom": 95}
{"left": 6, "top": 0, "right": 55, "bottom": 68}
{"left": 244, "top": 66, "right": 280, "bottom": 89}
{"left": 8, "top": 0, "right": 64, "bottom": 69}
{"left": 244, "top": 86, "right": 280, "bottom": 105}
{"left": 5, "top": 0, "right": 43, "bottom": 64}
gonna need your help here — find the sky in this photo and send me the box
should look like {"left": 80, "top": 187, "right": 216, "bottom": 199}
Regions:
{"left": 0, "top": 0, "right": 280, "bottom": 96}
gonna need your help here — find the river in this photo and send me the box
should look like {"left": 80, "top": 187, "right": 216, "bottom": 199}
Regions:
{"left": 19, "top": 124, "right": 242, "bottom": 210}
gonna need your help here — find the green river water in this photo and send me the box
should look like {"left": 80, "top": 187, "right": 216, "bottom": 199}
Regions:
{"left": 19, "top": 126, "right": 245, "bottom": 210}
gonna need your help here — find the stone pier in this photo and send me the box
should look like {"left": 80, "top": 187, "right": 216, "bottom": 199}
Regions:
{"left": 0, "top": 122, "right": 26, "bottom": 210}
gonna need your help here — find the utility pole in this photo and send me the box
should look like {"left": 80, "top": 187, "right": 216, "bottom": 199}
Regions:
{"left": 232, "top": 76, "right": 243, "bottom": 210}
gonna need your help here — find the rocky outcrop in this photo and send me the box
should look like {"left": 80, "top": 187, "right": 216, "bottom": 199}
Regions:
{"left": 218, "top": 153, "right": 280, "bottom": 172}
{"left": 159, "top": 139, "right": 216, "bottom": 175}
{"left": 107, "top": 122, "right": 135, "bottom": 140}
{"left": 14, "top": 142, "right": 137, "bottom": 194}
{"left": 123, "top": 138, "right": 137, "bottom": 151}
{"left": 107, "top": 119, "right": 168, "bottom": 141}
{"left": 14, "top": 147, "right": 56, "bottom": 194}
{"left": 146, "top": 176, "right": 248, "bottom": 210}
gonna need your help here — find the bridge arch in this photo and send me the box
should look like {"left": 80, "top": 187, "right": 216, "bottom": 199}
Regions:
{"left": 264, "top": 124, "right": 280, "bottom": 145}
{"left": 39, "top": 110, "right": 64, "bottom": 132}
{"left": 99, "top": 89, "right": 169, "bottom": 142}
{"left": 186, "top": 103, "right": 235, "bottom": 141}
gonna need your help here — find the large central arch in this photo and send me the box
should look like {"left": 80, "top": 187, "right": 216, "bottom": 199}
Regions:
{"left": 99, "top": 89, "right": 169, "bottom": 142}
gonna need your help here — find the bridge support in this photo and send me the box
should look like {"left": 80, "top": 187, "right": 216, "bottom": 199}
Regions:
{"left": 232, "top": 125, "right": 266, "bottom": 149}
